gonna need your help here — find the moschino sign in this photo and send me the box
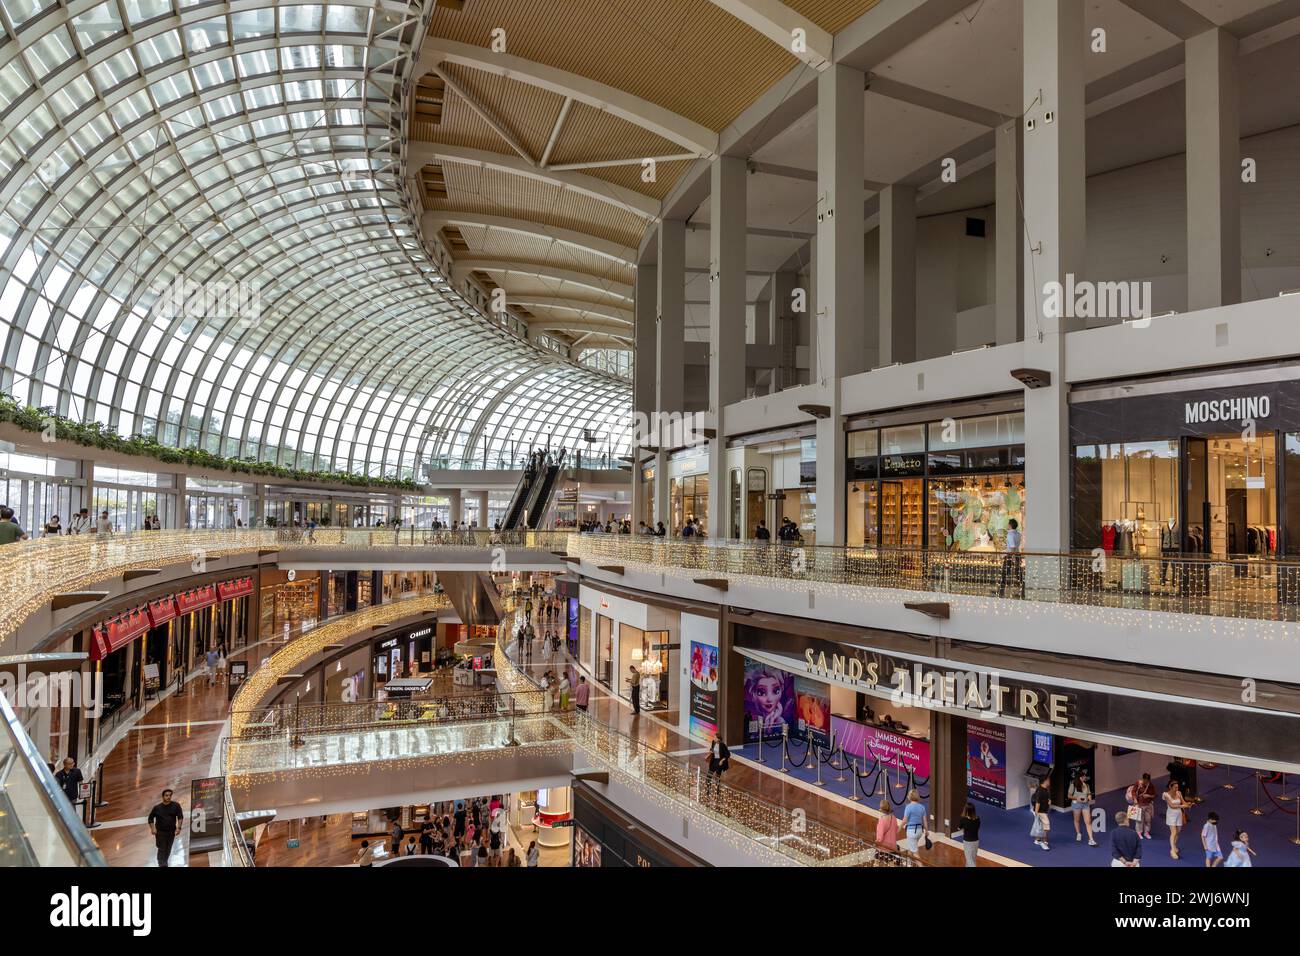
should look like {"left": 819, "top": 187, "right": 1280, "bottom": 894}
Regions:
{"left": 802, "top": 647, "right": 1075, "bottom": 727}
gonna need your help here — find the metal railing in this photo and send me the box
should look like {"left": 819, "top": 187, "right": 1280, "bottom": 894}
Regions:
{"left": 0, "top": 688, "right": 105, "bottom": 867}
{"left": 231, "top": 689, "right": 546, "bottom": 740}
{"left": 568, "top": 535, "right": 1300, "bottom": 623}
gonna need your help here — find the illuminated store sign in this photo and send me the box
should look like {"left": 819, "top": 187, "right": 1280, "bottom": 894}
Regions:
{"left": 1184, "top": 395, "right": 1270, "bottom": 424}
{"left": 801, "top": 648, "right": 1074, "bottom": 727}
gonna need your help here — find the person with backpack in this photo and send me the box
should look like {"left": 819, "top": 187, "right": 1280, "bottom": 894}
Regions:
{"left": 1128, "top": 773, "right": 1158, "bottom": 839}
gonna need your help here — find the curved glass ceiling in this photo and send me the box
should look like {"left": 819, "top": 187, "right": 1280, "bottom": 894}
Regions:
{"left": 0, "top": 0, "right": 630, "bottom": 479}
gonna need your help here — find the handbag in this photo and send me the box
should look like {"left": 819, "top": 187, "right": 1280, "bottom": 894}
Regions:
{"left": 924, "top": 835, "right": 933, "bottom": 850}
{"left": 1126, "top": 804, "right": 1143, "bottom": 822}
{"left": 1030, "top": 815, "right": 1044, "bottom": 839}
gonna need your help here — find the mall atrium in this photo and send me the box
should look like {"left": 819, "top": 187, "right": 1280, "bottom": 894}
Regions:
{"left": 0, "top": 0, "right": 1297, "bottom": 911}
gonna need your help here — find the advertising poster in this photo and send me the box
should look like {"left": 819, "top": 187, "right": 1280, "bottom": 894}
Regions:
{"left": 832, "top": 716, "right": 932, "bottom": 777}
{"left": 566, "top": 597, "right": 579, "bottom": 657}
{"left": 966, "top": 720, "right": 1007, "bottom": 807}
{"left": 688, "top": 641, "right": 719, "bottom": 741}
{"left": 794, "top": 676, "right": 831, "bottom": 748}
{"left": 742, "top": 658, "right": 796, "bottom": 743}
{"left": 574, "top": 826, "right": 602, "bottom": 868}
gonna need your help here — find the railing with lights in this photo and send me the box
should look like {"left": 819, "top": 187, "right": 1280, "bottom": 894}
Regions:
{"left": 0, "top": 686, "right": 105, "bottom": 867}
{"left": 567, "top": 535, "right": 1300, "bottom": 623}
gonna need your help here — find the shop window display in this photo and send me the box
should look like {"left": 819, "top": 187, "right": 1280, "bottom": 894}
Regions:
{"left": 929, "top": 474, "right": 1025, "bottom": 551}
{"left": 1072, "top": 442, "right": 1179, "bottom": 554}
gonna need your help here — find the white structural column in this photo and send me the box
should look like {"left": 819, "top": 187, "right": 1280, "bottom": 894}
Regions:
{"left": 995, "top": 119, "right": 1024, "bottom": 345}
{"left": 813, "top": 64, "right": 867, "bottom": 546}
{"left": 655, "top": 220, "right": 687, "bottom": 528}
{"left": 447, "top": 488, "right": 463, "bottom": 527}
{"left": 1186, "top": 27, "right": 1240, "bottom": 312}
{"left": 476, "top": 490, "right": 489, "bottom": 528}
{"left": 632, "top": 263, "right": 657, "bottom": 533}
{"left": 771, "top": 271, "right": 800, "bottom": 392}
{"left": 1022, "top": 0, "right": 1086, "bottom": 552}
{"left": 706, "top": 156, "right": 748, "bottom": 540}
{"left": 878, "top": 184, "right": 917, "bottom": 365}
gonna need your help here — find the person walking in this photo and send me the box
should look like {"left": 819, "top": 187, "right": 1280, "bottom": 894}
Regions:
{"left": 389, "top": 819, "right": 403, "bottom": 857}
{"left": 958, "top": 802, "right": 981, "bottom": 867}
{"left": 900, "top": 790, "right": 929, "bottom": 857}
{"left": 1031, "top": 775, "right": 1052, "bottom": 851}
{"left": 1225, "top": 830, "right": 1256, "bottom": 867}
{"left": 526, "top": 840, "right": 539, "bottom": 867}
{"left": 205, "top": 645, "right": 219, "bottom": 686}
{"left": 558, "top": 672, "right": 571, "bottom": 711}
{"left": 875, "top": 798, "right": 899, "bottom": 853}
{"left": 43, "top": 514, "right": 61, "bottom": 536}
{"left": 1110, "top": 810, "right": 1142, "bottom": 867}
{"left": 147, "top": 788, "right": 184, "bottom": 867}
{"left": 999, "top": 518, "right": 1023, "bottom": 596}
{"left": 95, "top": 510, "right": 113, "bottom": 534}
{"left": 705, "top": 733, "right": 730, "bottom": 786}
{"left": 69, "top": 508, "right": 91, "bottom": 535}
{"left": 754, "top": 519, "right": 770, "bottom": 542}
{"left": 54, "top": 757, "right": 83, "bottom": 807}
{"left": 1163, "top": 779, "right": 1186, "bottom": 860}
{"left": 1131, "top": 772, "right": 1157, "bottom": 840}
{"left": 1201, "top": 811, "right": 1223, "bottom": 867}
{"left": 628, "top": 665, "right": 641, "bottom": 715}
{"left": 574, "top": 675, "right": 590, "bottom": 713}
{"left": 1069, "top": 769, "right": 1098, "bottom": 846}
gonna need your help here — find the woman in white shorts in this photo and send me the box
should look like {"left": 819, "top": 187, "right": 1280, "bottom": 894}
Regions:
{"left": 1163, "top": 780, "right": 1186, "bottom": 860}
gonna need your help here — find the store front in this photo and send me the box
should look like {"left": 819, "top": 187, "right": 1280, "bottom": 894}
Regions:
{"left": 727, "top": 615, "right": 1300, "bottom": 866}
{"left": 845, "top": 411, "right": 1025, "bottom": 551}
{"left": 1070, "top": 373, "right": 1300, "bottom": 559}
{"left": 260, "top": 569, "right": 321, "bottom": 639}
{"left": 572, "top": 780, "right": 706, "bottom": 867}
{"left": 577, "top": 584, "right": 688, "bottom": 719}
{"left": 666, "top": 449, "right": 709, "bottom": 536}
{"left": 725, "top": 429, "right": 815, "bottom": 541}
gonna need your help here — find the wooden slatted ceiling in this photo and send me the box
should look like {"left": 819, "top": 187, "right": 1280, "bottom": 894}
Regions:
{"left": 427, "top": 0, "right": 797, "bottom": 132}
{"left": 421, "top": 163, "right": 448, "bottom": 201}
{"left": 785, "top": 0, "right": 882, "bottom": 34}
{"left": 547, "top": 99, "right": 684, "bottom": 166}
{"left": 416, "top": 62, "right": 567, "bottom": 159}
{"left": 574, "top": 158, "right": 696, "bottom": 201}
{"left": 411, "top": 74, "right": 446, "bottom": 128}
{"left": 431, "top": 163, "right": 647, "bottom": 247}
{"left": 456, "top": 227, "right": 635, "bottom": 286}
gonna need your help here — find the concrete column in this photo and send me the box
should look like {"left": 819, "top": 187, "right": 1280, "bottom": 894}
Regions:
{"left": 632, "top": 263, "right": 657, "bottom": 533}
{"left": 813, "top": 63, "right": 866, "bottom": 546}
{"left": 655, "top": 220, "right": 686, "bottom": 531}
{"left": 879, "top": 184, "right": 917, "bottom": 365}
{"left": 1022, "top": 0, "right": 1086, "bottom": 552}
{"left": 476, "top": 490, "right": 489, "bottom": 528}
{"left": 806, "top": 238, "right": 818, "bottom": 382}
{"left": 447, "top": 488, "right": 462, "bottom": 527}
{"left": 1186, "top": 27, "right": 1240, "bottom": 312}
{"left": 995, "top": 119, "right": 1024, "bottom": 345}
{"left": 706, "top": 155, "right": 747, "bottom": 541}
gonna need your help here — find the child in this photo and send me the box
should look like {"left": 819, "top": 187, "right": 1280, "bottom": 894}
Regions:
{"left": 1200, "top": 811, "right": 1223, "bottom": 867}
{"left": 1224, "top": 830, "right": 1256, "bottom": 867}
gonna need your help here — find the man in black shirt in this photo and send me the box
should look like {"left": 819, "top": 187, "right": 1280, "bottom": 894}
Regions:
{"left": 147, "top": 788, "right": 184, "bottom": 867}
{"left": 54, "top": 758, "right": 84, "bottom": 807}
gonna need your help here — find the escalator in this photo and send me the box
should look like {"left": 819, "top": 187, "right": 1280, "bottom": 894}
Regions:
{"left": 501, "top": 461, "right": 538, "bottom": 530}
{"left": 523, "top": 463, "right": 561, "bottom": 529}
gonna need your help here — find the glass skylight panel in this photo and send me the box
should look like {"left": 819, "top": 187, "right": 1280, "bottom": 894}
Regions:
{"left": 230, "top": 8, "right": 274, "bottom": 39}
{"left": 121, "top": 0, "right": 171, "bottom": 28}
{"left": 72, "top": 3, "right": 126, "bottom": 49}
{"left": 24, "top": 25, "right": 77, "bottom": 80}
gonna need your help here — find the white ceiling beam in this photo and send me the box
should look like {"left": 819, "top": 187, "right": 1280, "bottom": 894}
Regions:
{"left": 539, "top": 97, "right": 573, "bottom": 169}
{"left": 450, "top": 258, "right": 634, "bottom": 301}
{"left": 527, "top": 316, "right": 634, "bottom": 339}
{"left": 424, "top": 211, "right": 637, "bottom": 264}
{"left": 1118, "top": 0, "right": 1216, "bottom": 40}
{"left": 416, "top": 37, "right": 719, "bottom": 158}
{"left": 409, "top": 142, "right": 659, "bottom": 219}
{"left": 865, "top": 74, "right": 1008, "bottom": 128}
{"left": 432, "top": 65, "right": 536, "bottom": 166}
{"left": 510, "top": 296, "right": 633, "bottom": 324}
{"left": 707, "top": 0, "right": 833, "bottom": 71}
{"left": 546, "top": 154, "right": 699, "bottom": 172}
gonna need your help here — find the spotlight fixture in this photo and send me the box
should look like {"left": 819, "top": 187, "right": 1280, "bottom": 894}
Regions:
{"left": 1010, "top": 368, "right": 1051, "bottom": 389}
{"left": 797, "top": 403, "right": 832, "bottom": 420}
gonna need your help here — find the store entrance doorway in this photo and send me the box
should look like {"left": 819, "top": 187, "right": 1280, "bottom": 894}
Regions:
{"left": 1184, "top": 434, "right": 1278, "bottom": 557}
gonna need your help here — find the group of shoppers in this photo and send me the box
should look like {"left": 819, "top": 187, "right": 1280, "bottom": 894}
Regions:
{"left": 357, "top": 796, "right": 537, "bottom": 868}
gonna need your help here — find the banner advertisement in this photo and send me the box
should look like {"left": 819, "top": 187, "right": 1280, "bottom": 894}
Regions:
{"left": 832, "top": 716, "right": 932, "bottom": 777}
{"left": 688, "top": 641, "right": 719, "bottom": 741}
{"left": 188, "top": 775, "right": 225, "bottom": 855}
{"left": 742, "top": 658, "right": 795, "bottom": 743}
{"left": 794, "top": 676, "right": 831, "bottom": 747}
{"left": 966, "top": 720, "right": 1007, "bottom": 808}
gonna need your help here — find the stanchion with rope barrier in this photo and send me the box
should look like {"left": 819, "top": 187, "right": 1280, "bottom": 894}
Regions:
{"left": 779, "top": 723, "right": 788, "bottom": 773}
